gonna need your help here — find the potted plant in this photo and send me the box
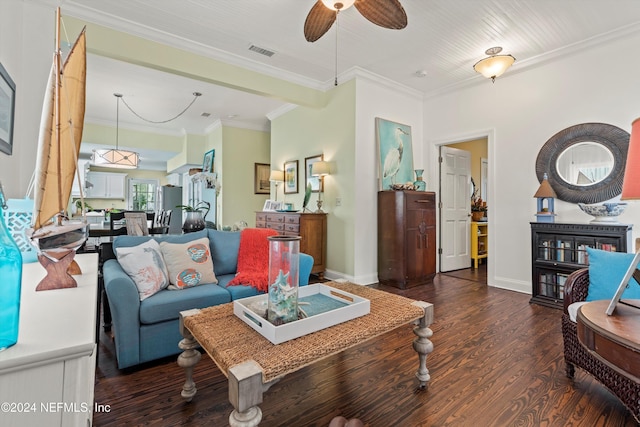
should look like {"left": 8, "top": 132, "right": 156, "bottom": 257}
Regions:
{"left": 471, "top": 197, "right": 487, "bottom": 221}
{"left": 177, "top": 201, "right": 210, "bottom": 233}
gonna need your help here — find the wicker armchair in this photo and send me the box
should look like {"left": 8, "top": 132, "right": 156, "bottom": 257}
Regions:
{"left": 562, "top": 268, "right": 640, "bottom": 422}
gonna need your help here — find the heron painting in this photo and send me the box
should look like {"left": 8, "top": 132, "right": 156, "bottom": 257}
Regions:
{"left": 376, "top": 117, "right": 414, "bottom": 190}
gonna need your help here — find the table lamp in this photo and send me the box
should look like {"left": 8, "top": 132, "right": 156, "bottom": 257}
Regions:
{"left": 606, "top": 117, "right": 640, "bottom": 315}
{"left": 311, "top": 161, "right": 330, "bottom": 213}
{"left": 269, "top": 170, "right": 284, "bottom": 202}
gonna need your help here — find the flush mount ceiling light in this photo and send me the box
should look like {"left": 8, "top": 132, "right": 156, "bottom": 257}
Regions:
{"left": 473, "top": 47, "right": 516, "bottom": 83}
{"left": 92, "top": 93, "right": 139, "bottom": 169}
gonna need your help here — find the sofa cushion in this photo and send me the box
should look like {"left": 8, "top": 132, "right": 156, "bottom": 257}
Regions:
{"left": 139, "top": 284, "right": 231, "bottom": 324}
{"left": 216, "top": 273, "right": 261, "bottom": 300}
{"left": 113, "top": 230, "right": 208, "bottom": 254}
{"left": 586, "top": 247, "right": 640, "bottom": 301}
{"left": 207, "top": 229, "right": 240, "bottom": 275}
{"left": 160, "top": 237, "right": 218, "bottom": 289}
{"left": 115, "top": 239, "right": 169, "bottom": 301}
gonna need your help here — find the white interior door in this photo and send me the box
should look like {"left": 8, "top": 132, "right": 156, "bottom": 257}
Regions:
{"left": 440, "top": 146, "right": 472, "bottom": 272}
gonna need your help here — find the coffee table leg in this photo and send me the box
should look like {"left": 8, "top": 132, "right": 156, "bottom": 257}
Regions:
{"left": 228, "top": 360, "right": 264, "bottom": 427}
{"left": 412, "top": 301, "right": 434, "bottom": 390}
{"left": 178, "top": 309, "right": 202, "bottom": 402}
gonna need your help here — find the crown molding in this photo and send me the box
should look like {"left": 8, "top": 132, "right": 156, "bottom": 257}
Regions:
{"left": 62, "top": 2, "right": 326, "bottom": 91}
{"left": 266, "top": 103, "right": 299, "bottom": 121}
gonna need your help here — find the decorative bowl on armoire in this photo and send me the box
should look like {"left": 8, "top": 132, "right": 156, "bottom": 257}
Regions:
{"left": 578, "top": 202, "right": 627, "bottom": 223}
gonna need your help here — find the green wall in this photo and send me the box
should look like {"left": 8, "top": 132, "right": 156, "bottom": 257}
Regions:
{"left": 271, "top": 81, "right": 357, "bottom": 276}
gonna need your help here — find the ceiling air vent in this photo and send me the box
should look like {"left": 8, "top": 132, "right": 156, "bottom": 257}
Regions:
{"left": 248, "top": 44, "right": 276, "bottom": 57}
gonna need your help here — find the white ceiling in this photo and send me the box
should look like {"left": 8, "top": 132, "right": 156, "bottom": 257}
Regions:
{"left": 33, "top": 0, "right": 640, "bottom": 168}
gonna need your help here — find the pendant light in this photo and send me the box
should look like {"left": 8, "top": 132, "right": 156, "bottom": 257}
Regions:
{"left": 91, "top": 93, "right": 139, "bottom": 169}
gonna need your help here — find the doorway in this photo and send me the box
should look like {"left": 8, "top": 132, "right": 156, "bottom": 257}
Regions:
{"left": 439, "top": 137, "right": 489, "bottom": 275}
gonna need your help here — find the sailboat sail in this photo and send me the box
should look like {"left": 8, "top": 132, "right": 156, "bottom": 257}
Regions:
{"left": 29, "top": 10, "right": 88, "bottom": 255}
{"left": 33, "top": 28, "right": 86, "bottom": 230}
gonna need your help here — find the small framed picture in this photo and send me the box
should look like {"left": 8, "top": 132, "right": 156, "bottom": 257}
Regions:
{"left": 284, "top": 160, "right": 299, "bottom": 194}
{"left": 305, "top": 154, "right": 324, "bottom": 193}
{"left": 262, "top": 199, "right": 283, "bottom": 212}
{"left": 202, "top": 149, "right": 215, "bottom": 173}
{"left": 0, "top": 62, "right": 16, "bottom": 156}
{"left": 254, "top": 163, "right": 270, "bottom": 194}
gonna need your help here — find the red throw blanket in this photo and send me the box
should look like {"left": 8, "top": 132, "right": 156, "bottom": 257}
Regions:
{"left": 227, "top": 228, "right": 279, "bottom": 291}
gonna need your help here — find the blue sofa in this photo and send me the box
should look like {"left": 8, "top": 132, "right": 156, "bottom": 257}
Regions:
{"left": 102, "top": 229, "right": 313, "bottom": 369}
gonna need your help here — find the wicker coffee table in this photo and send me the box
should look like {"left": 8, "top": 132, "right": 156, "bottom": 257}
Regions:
{"left": 177, "top": 282, "right": 434, "bottom": 426}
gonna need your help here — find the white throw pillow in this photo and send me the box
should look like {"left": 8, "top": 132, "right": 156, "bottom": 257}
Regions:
{"left": 160, "top": 237, "right": 218, "bottom": 289}
{"left": 116, "top": 239, "right": 169, "bottom": 301}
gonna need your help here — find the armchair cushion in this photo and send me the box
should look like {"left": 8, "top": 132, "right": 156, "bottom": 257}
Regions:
{"left": 586, "top": 247, "right": 640, "bottom": 301}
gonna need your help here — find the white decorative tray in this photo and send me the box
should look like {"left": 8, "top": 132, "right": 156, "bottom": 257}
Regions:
{"left": 233, "top": 284, "right": 370, "bottom": 344}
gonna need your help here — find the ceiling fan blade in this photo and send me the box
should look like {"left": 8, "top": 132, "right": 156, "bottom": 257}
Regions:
{"left": 304, "top": 1, "right": 337, "bottom": 42}
{"left": 355, "top": 0, "right": 407, "bottom": 30}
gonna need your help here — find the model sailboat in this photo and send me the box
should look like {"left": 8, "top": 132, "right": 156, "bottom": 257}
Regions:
{"left": 28, "top": 8, "right": 88, "bottom": 291}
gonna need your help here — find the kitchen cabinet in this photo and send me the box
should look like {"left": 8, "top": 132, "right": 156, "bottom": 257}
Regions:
{"left": 70, "top": 159, "right": 89, "bottom": 197}
{"left": 86, "top": 171, "right": 127, "bottom": 199}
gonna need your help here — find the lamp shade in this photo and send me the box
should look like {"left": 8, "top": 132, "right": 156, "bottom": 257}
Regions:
{"left": 91, "top": 148, "right": 139, "bottom": 169}
{"left": 269, "top": 170, "right": 284, "bottom": 182}
{"left": 621, "top": 117, "right": 640, "bottom": 200}
{"left": 534, "top": 174, "right": 557, "bottom": 198}
{"left": 311, "top": 161, "right": 330, "bottom": 177}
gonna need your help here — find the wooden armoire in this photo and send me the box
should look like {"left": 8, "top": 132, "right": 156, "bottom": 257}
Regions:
{"left": 377, "top": 190, "right": 436, "bottom": 288}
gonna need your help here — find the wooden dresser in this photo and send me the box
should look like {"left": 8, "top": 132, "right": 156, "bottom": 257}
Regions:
{"left": 256, "top": 211, "right": 327, "bottom": 278}
{"left": 377, "top": 190, "right": 436, "bottom": 288}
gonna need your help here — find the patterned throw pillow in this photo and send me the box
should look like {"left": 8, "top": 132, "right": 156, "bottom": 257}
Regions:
{"left": 160, "top": 237, "right": 218, "bottom": 289}
{"left": 116, "top": 239, "right": 169, "bottom": 301}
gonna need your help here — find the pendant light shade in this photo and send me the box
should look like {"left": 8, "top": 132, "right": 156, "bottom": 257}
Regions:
{"left": 92, "top": 148, "right": 139, "bottom": 169}
{"left": 91, "top": 93, "right": 139, "bottom": 169}
{"left": 473, "top": 47, "right": 516, "bottom": 82}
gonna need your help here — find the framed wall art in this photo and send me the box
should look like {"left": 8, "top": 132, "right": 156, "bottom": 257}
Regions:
{"left": 202, "top": 149, "right": 215, "bottom": 173}
{"left": 305, "top": 154, "right": 324, "bottom": 193}
{"left": 0, "top": 62, "right": 16, "bottom": 156}
{"left": 262, "top": 199, "right": 283, "bottom": 212}
{"left": 284, "top": 159, "right": 299, "bottom": 194}
{"left": 254, "top": 163, "right": 270, "bottom": 194}
{"left": 376, "top": 117, "right": 414, "bottom": 190}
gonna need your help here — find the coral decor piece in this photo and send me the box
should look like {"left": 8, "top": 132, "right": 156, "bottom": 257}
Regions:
{"left": 227, "top": 228, "right": 279, "bottom": 291}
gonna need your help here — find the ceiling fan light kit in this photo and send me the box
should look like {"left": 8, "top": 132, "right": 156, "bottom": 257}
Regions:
{"left": 321, "top": 0, "right": 355, "bottom": 11}
{"left": 304, "top": 0, "right": 407, "bottom": 42}
{"left": 473, "top": 46, "right": 516, "bottom": 82}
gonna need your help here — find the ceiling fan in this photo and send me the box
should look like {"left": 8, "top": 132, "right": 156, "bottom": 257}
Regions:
{"left": 304, "top": 0, "right": 407, "bottom": 42}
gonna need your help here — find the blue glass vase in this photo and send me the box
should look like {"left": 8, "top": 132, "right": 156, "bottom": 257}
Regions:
{"left": 0, "top": 183, "right": 22, "bottom": 351}
{"left": 414, "top": 169, "right": 426, "bottom": 191}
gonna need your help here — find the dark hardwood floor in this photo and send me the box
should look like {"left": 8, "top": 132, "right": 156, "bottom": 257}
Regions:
{"left": 93, "top": 266, "right": 637, "bottom": 426}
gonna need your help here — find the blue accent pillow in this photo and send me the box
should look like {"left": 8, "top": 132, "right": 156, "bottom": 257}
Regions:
{"left": 586, "top": 247, "right": 640, "bottom": 301}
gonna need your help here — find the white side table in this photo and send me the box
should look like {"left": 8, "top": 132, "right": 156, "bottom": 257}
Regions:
{"left": 0, "top": 253, "right": 98, "bottom": 427}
